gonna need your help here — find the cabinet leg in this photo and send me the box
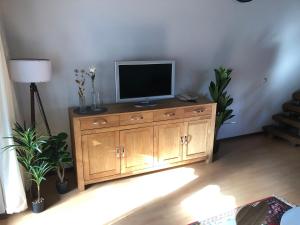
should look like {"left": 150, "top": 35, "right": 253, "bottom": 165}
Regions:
{"left": 77, "top": 183, "right": 85, "bottom": 191}
{"left": 206, "top": 157, "right": 213, "bottom": 164}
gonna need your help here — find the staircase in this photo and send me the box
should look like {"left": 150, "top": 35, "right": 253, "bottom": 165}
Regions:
{"left": 263, "top": 91, "right": 300, "bottom": 146}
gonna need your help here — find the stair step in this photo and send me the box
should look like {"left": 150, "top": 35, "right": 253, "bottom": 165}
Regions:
{"left": 283, "top": 103, "right": 300, "bottom": 113}
{"left": 293, "top": 91, "right": 300, "bottom": 101}
{"left": 263, "top": 125, "right": 300, "bottom": 146}
{"left": 273, "top": 114, "right": 300, "bottom": 129}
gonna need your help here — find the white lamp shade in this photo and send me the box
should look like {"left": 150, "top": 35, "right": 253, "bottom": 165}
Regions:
{"left": 9, "top": 59, "right": 52, "bottom": 83}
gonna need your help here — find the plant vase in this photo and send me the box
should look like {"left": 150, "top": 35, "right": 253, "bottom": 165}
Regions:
{"left": 91, "top": 90, "right": 96, "bottom": 110}
{"left": 79, "top": 95, "right": 86, "bottom": 113}
{"left": 212, "top": 129, "right": 220, "bottom": 161}
{"left": 91, "top": 90, "right": 104, "bottom": 111}
{"left": 56, "top": 180, "right": 69, "bottom": 194}
{"left": 32, "top": 198, "right": 45, "bottom": 213}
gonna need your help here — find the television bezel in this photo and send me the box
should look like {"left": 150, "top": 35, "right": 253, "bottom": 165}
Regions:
{"left": 115, "top": 60, "right": 175, "bottom": 103}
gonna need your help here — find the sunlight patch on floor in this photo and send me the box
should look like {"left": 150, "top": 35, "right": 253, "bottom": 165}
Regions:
{"left": 181, "top": 185, "right": 236, "bottom": 221}
{"left": 14, "top": 167, "right": 198, "bottom": 225}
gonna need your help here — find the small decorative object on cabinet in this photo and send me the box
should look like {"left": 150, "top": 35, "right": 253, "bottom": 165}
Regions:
{"left": 86, "top": 66, "right": 98, "bottom": 111}
{"left": 74, "top": 69, "right": 86, "bottom": 113}
{"left": 74, "top": 66, "right": 106, "bottom": 115}
{"left": 87, "top": 66, "right": 105, "bottom": 112}
{"left": 69, "top": 98, "right": 216, "bottom": 191}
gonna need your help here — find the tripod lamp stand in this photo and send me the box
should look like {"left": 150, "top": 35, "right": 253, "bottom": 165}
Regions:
{"left": 9, "top": 59, "right": 52, "bottom": 136}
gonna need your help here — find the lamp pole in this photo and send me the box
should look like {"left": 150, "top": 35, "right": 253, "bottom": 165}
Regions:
{"left": 30, "top": 82, "right": 51, "bottom": 136}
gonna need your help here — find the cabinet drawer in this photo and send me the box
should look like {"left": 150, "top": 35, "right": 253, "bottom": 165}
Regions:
{"left": 154, "top": 108, "right": 183, "bottom": 121}
{"left": 80, "top": 115, "right": 119, "bottom": 130}
{"left": 184, "top": 105, "right": 212, "bottom": 118}
{"left": 120, "top": 112, "right": 153, "bottom": 126}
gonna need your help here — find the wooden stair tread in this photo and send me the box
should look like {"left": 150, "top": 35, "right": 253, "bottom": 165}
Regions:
{"left": 293, "top": 91, "right": 300, "bottom": 101}
{"left": 273, "top": 114, "right": 300, "bottom": 129}
{"left": 283, "top": 103, "right": 300, "bottom": 113}
{"left": 263, "top": 125, "right": 300, "bottom": 145}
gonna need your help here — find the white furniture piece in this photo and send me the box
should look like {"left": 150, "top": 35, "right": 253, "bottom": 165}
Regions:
{"left": 9, "top": 59, "right": 52, "bottom": 135}
{"left": 280, "top": 207, "right": 300, "bottom": 225}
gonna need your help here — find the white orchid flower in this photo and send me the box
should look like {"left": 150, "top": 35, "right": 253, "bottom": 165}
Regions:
{"left": 89, "top": 66, "right": 96, "bottom": 74}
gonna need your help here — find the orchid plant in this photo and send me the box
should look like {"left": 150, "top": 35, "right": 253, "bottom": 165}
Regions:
{"left": 86, "top": 66, "right": 96, "bottom": 92}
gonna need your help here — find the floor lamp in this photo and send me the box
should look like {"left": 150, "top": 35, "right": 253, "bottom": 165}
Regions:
{"left": 9, "top": 59, "right": 52, "bottom": 136}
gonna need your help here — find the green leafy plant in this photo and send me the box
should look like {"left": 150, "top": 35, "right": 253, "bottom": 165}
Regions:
{"left": 3, "top": 122, "right": 53, "bottom": 203}
{"left": 29, "top": 161, "right": 53, "bottom": 203}
{"left": 209, "top": 67, "right": 234, "bottom": 132}
{"left": 42, "top": 132, "right": 72, "bottom": 184}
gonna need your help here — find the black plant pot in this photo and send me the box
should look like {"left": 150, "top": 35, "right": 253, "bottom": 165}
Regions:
{"left": 32, "top": 198, "right": 45, "bottom": 213}
{"left": 56, "top": 180, "right": 69, "bottom": 194}
{"left": 212, "top": 140, "right": 220, "bottom": 162}
{"left": 213, "top": 141, "right": 220, "bottom": 155}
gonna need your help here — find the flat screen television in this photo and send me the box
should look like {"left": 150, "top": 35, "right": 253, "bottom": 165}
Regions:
{"left": 115, "top": 60, "right": 175, "bottom": 103}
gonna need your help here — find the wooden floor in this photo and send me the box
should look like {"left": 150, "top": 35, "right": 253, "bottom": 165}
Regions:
{"left": 2, "top": 134, "right": 300, "bottom": 225}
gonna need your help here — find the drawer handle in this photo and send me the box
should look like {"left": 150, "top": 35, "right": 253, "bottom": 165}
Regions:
{"left": 130, "top": 115, "right": 144, "bottom": 121}
{"left": 121, "top": 147, "right": 125, "bottom": 157}
{"left": 184, "top": 135, "right": 191, "bottom": 145}
{"left": 164, "top": 112, "right": 175, "bottom": 117}
{"left": 116, "top": 147, "right": 120, "bottom": 158}
{"left": 193, "top": 108, "right": 206, "bottom": 114}
{"left": 92, "top": 119, "right": 108, "bottom": 125}
{"left": 180, "top": 136, "right": 185, "bottom": 145}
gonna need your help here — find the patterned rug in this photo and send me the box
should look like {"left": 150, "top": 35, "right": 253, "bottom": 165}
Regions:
{"left": 188, "top": 196, "right": 296, "bottom": 225}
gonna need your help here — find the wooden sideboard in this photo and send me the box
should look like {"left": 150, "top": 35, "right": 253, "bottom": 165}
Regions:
{"left": 69, "top": 98, "right": 216, "bottom": 191}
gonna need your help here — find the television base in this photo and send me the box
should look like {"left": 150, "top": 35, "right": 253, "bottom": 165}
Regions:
{"left": 134, "top": 101, "right": 157, "bottom": 108}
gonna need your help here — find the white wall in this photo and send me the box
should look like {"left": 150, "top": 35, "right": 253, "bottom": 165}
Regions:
{"left": 1, "top": 0, "right": 300, "bottom": 139}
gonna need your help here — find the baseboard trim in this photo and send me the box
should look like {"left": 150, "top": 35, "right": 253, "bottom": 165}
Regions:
{"left": 218, "top": 131, "right": 264, "bottom": 142}
{"left": 0, "top": 212, "right": 8, "bottom": 220}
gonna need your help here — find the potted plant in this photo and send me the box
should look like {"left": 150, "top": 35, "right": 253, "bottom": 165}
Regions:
{"left": 29, "top": 161, "right": 53, "bottom": 213}
{"left": 209, "top": 67, "right": 235, "bottom": 156}
{"left": 3, "top": 123, "right": 53, "bottom": 213}
{"left": 42, "top": 132, "right": 72, "bottom": 194}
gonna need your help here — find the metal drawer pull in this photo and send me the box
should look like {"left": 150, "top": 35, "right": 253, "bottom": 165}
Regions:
{"left": 121, "top": 147, "right": 125, "bottom": 157}
{"left": 92, "top": 119, "right": 108, "bottom": 125}
{"left": 193, "top": 108, "right": 205, "bottom": 114}
{"left": 164, "top": 112, "right": 176, "bottom": 117}
{"left": 130, "top": 115, "right": 144, "bottom": 121}
{"left": 180, "top": 136, "right": 185, "bottom": 145}
{"left": 116, "top": 147, "right": 120, "bottom": 158}
{"left": 184, "top": 135, "right": 191, "bottom": 145}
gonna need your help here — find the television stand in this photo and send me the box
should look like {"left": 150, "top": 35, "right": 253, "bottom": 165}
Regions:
{"left": 69, "top": 97, "right": 216, "bottom": 191}
{"left": 134, "top": 101, "right": 157, "bottom": 108}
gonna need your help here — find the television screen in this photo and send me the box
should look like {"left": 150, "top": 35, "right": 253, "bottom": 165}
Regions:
{"left": 116, "top": 61, "right": 175, "bottom": 102}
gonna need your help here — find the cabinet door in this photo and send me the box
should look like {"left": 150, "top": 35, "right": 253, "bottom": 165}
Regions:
{"left": 155, "top": 123, "right": 184, "bottom": 165}
{"left": 183, "top": 119, "right": 210, "bottom": 160}
{"left": 82, "top": 131, "right": 120, "bottom": 180}
{"left": 120, "top": 127, "right": 154, "bottom": 174}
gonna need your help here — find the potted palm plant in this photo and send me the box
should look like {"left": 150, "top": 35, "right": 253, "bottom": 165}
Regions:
{"left": 209, "top": 67, "right": 235, "bottom": 156}
{"left": 42, "top": 132, "right": 72, "bottom": 194}
{"left": 29, "top": 161, "right": 53, "bottom": 212}
{"left": 3, "top": 123, "right": 53, "bottom": 213}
